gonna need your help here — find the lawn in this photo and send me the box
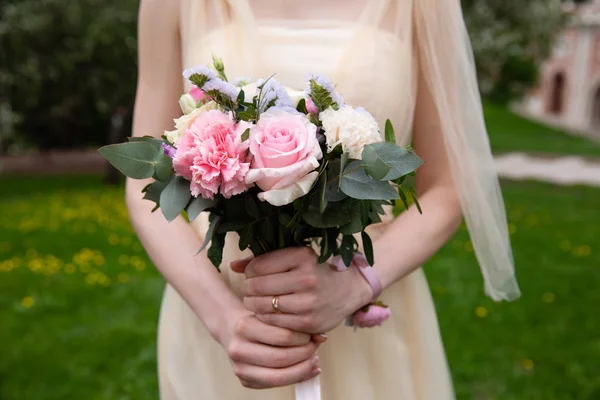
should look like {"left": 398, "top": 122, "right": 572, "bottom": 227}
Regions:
{"left": 484, "top": 102, "right": 600, "bottom": 157}
{"left": 1, "top": 175, "right": 599, "bottom": 399}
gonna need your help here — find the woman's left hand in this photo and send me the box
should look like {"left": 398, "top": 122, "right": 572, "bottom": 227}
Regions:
{"left": 231, "top": 247, "right": 373, "bottom": 334}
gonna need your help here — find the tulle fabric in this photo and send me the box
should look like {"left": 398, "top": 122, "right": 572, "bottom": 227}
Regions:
{"left": 158, "top": 0, "right": 519, "bottom": 398}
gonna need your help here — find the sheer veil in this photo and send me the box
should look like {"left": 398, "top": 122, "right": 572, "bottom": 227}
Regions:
{"left": 413, "top": 0, "right": 520, "bottom": 301}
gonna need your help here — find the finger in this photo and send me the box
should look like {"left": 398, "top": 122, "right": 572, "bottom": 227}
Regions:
{"left": 240, "top": 316, "right": 311, "bottom": 347}
{"left": 230, "top": 256, "right": 254, "bottom": 273}
{"left": 230, "top": 341, "right": 317, "bottom": 368}
{"left": 243, "top": 294, "right": 311, "bottom": 315}
{"left": 242, "top": 270, "right": 313, "bottom": 296}
{"left": 248, "top": 247, "right": 316, "bottom": 277}
{"left": 256, "top": 313, "right": 315, "bottom": 333}
{"left": 236, "top": 355, "right": 321, "bottom": 389}
{"left": 311, "top": 333, "right": 328, "bottom": 344}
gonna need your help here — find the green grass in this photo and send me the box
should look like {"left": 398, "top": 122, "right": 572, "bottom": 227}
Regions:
{"left": 1, "top": 176, "right": 599, "bottom": 399}
{"left": 484, "top": 102, "right": 600, "bottom": 157}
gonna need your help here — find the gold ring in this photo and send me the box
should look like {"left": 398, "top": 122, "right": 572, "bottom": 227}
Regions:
{"left": 272, "top": 295, "right": 281, "bottom": 313}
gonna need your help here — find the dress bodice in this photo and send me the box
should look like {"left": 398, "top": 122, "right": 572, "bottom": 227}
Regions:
{"left": 180, "top": 0, "right": 418, "bottom": 146}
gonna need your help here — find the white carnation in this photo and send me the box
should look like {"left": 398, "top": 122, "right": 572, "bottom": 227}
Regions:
{"left": 320, "top": 106, "right": 382, "bottom": 159}
{"left": 164, "top": 101, "right": 219, "bottom": 146}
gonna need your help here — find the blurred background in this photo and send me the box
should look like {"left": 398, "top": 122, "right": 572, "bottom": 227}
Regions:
{"left": 1, "top": 0, "right": 599, "bottom": 399}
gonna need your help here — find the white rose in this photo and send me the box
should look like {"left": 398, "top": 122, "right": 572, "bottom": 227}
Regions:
{"left": 164, "top": 101, "right": 219, "bottom": 146}
{"left": 178, "top": 93, "right": 197, "bottom": 115}
{"left": 320, "top": 106, "right": 382, "bottom": 159}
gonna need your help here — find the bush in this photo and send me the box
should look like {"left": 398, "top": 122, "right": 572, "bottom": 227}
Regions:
{"left": 0, "top": 0, "right": 138, "bottom": 150}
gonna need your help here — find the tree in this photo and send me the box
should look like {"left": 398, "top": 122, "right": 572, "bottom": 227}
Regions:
{"left": 462, "top": 0, "right": 568, "bottom": 103}
{"left": 0, "top": 0, "right": 139, "bottom": 150}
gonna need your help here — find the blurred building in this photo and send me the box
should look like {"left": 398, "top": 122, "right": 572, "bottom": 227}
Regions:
{"left": 522, "top": 0, "right": 600, "bottom": 139}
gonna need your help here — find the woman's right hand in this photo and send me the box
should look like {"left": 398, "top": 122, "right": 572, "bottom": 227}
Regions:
{"left": 220, "top": 310, "right": 322, "bottom": 389}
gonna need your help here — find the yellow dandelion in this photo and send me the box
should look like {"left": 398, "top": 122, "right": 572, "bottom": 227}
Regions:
{"left": 134, "top": 261, "right": 146, "bottom": 271}
{"left": 118, "top": 273, "right": 130, "bottom": 283}
{"left": 108, "top": 234, "right": 119, "bottom": 245}
{"left": 22, "top": 296, "right": 34, "bottom": 308}
{"left": 573, "top": 245, "right": 591, "bottom": 257}
{"left": 475, "top": 306, "right": 488, "bottom": 318}
{"left": 65, "top": 264, "right": 77, "bottom": 274}
{"left": 508, "top": 223, "right": 517, "bottom": 235}
{"left": 93, "top": 255, "right": 105, "bottom": 266}
{"left": 85, "top": 274, "right": 97, "bottom": 285}
{"left": 542, "top": 292, "right": 556, "bottom": 303}
{"left": 522, "top": 358, "right": 534, "bottom": 371}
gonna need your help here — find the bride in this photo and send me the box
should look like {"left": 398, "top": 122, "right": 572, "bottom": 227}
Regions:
{"left": 127, "top": 0, "right": 520, "bottom": 398}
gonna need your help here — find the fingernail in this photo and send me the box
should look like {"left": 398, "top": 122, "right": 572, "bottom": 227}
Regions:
{"left": 311, "top": 356, "right": 319, "bottom": 365}
{"left": 319, "top": 333, "right": 328, "bottom": 340}
{"left": 311, "top": 368, "right": 322, "bottom": 377}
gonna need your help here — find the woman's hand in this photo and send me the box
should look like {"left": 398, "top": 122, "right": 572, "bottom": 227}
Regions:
{"left": 220, "top": 308, "right": 322, "bottom": 389}
{"left": 232, "top": 247, "right": 373, "bottom": 334}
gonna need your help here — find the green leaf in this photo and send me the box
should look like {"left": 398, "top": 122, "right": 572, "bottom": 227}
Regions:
{"left": 384, "top": 119, "right": 396, "bottom": 144}
{"left": 241, "top": 128, "right": 250, "bottom": 142}
{"left": 339, "top": 152, "right": 349, "bottom": 189}
{"left": 296, "top": 98, "right": 308, "bottom": 114}
{"left": 159, "top": 176, "right": 192, "bottom": 222}
{"left": 238, "top": 111, "right": 254, "bottom": 122}
{"left": 239, "top": 225, "right": 253, "bottom": 251}
{"left": 236, "top": 89, "right": 245, "bottom": 104}
{"left": 186, "top": 196, "right": 218, "bottom": 221}
{"left": 207, "top": 232, "right": 226, "bottom": 270}
{"left": 341, "top": 235, "right": 354, "bottom": 267}
{"left": 260, "top": 216, "right": 275, "bottom": 243}
{"left": 339, "top": 210, "right": 363, "bottom": 235}
{"left": 361, "top": 145, "right": 392, "bottom": 180}
{"left": 398, "top": 187, "right": 410, "bottom": 211}
{"left": 129, "top": 136, "right": 164, "bottom": 152}
{"left": 340, "top": 161, "right": 399, "bottom": 200}
{"left": 318, "top": 230, "right": 329, "bottom": 264}
{"left": 410, "top": 187, "right": 423, "bottom": 214}
{"left": 302, "top": 207, "right": 352, "bottom": 228}
{"left": 368, "top": 211, "right": 382, "bottom": 223}
{"left": 361, "top": 231, "right": 374, "bottom": 266}
{"left": 188, "top": 73, "right": 210, "bottom": 89}
{"left": 318, "top": 171, "right": 328, "bottom": 213}
{"left": 99, "top": 142, "right": 158, "bottom": 179}
{"left": 142, "top": 178, "right": 170, "bottom": 211}
{"left": 361, "top": 142, "right": 424, "bottom": 181}
{"left": 217, "top": 221, "right": 249, "bottom": 233}
{"left": 196, "top": 214, "right": 221, "bottom": 254}
{"left": 277, "top": 212, "right": 293, "bottom": 227}
{"left": 325, "top": 159, "right": 347, "bottom": 202}
{"left": 244, "top": 193, "right": 260, "bottom": 219}
{"left": 153, "top": 153, "right": 173, "bottom": 182}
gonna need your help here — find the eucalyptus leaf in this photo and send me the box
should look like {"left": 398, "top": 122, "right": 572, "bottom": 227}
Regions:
{"left": 339, "top": 210, "right": 363, "bottom": 235}
{"left": 154, "top": 153, "right": 173, "bottom": 182}
{"left": 339, "top": 152, "right": 349, "bottom": 189}
{"left": 159, "top": 176, "right": 192, "bottom": 222}
{"left": 318, "top": 230, "right": 329, "bottom": 264}
{"left": 384, "top": 119, "right": 396, "bottom": 144}
{"left": 362, "top": 145, "right": 392, "bottom": 180}
{"left": 341, "top": 235, "right": 354, "bottom": 267}
{"left": 129, "top": 136, "right": 164, "bottom": 152}
{"left": 99, "top": 142, "right": 158, "bottom": 179}
{"left": 196, "top": 215, "right": 221, "bottom": 255}
{"left": 302, "top": 207, "right": 352, "bottom": 228}
{"left": 325, "top": 160, "right": 347, "bottom": 202}
{"left": 340, "top": 161, "right": 399, "bottom": 200}
{"left": 142, "top": 178, "right": 170, "bottom": 211}
{"left": 361, "top": 142, "right": 424, "bottom": 181}
{"left": 244, "top": 193, "right": 260, "bottom": 219}
{"left": 239, "top": 225, "right": 253, "bottom": 251}
{"left": 186, "top": 196, "right": 218, "bottom": 221}
{"left": 361, "top": 231, "right": 375, "bottom": 266}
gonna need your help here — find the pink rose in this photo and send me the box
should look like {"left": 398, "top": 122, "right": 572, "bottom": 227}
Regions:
{"left": 351, "top": 304, "right": 392, "bottom": 328}
{"left": 245, "top": 108, "right": 322, "bottom": 206}
{"left": 173, "top": 110, "right": 251, "bottom": 199}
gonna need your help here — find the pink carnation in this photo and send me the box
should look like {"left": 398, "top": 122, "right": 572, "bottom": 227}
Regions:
{"left": 351, "top": 304, "right": 392, "bottom": 328}
{"left": 173, "top": 110, "right": 251, "bottom": 199}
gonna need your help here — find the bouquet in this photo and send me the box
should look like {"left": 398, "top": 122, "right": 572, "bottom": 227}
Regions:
{"left": 100, "top": 55, "right": 424, "bottom": 399}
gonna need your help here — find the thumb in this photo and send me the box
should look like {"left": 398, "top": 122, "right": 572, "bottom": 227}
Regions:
{"left": 229, "top": 256, "right": 254, "bottom": 273}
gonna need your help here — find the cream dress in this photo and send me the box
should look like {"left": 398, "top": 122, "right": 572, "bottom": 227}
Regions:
{"left": 158, "top": 0, "right": 520, "bottom": 399}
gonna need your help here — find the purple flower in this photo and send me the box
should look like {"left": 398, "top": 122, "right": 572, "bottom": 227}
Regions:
{"left": 202, "top": 78, "right": 240, "bottom": 101}
{"left": 257, "top": 77, "right": 294, "bottom": 112}
{"left": 162, "top": 142, "right": 176, "bottom": 159}
{"left": 182, "top": 66, "right": 216, "bottom": 81}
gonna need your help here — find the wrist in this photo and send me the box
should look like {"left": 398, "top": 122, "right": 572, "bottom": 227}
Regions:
{"left": 212, "top": 304, "right": 250, "bottom": 348}
{"left": 343, "top": 260, "right": 375, "bottom": 314}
